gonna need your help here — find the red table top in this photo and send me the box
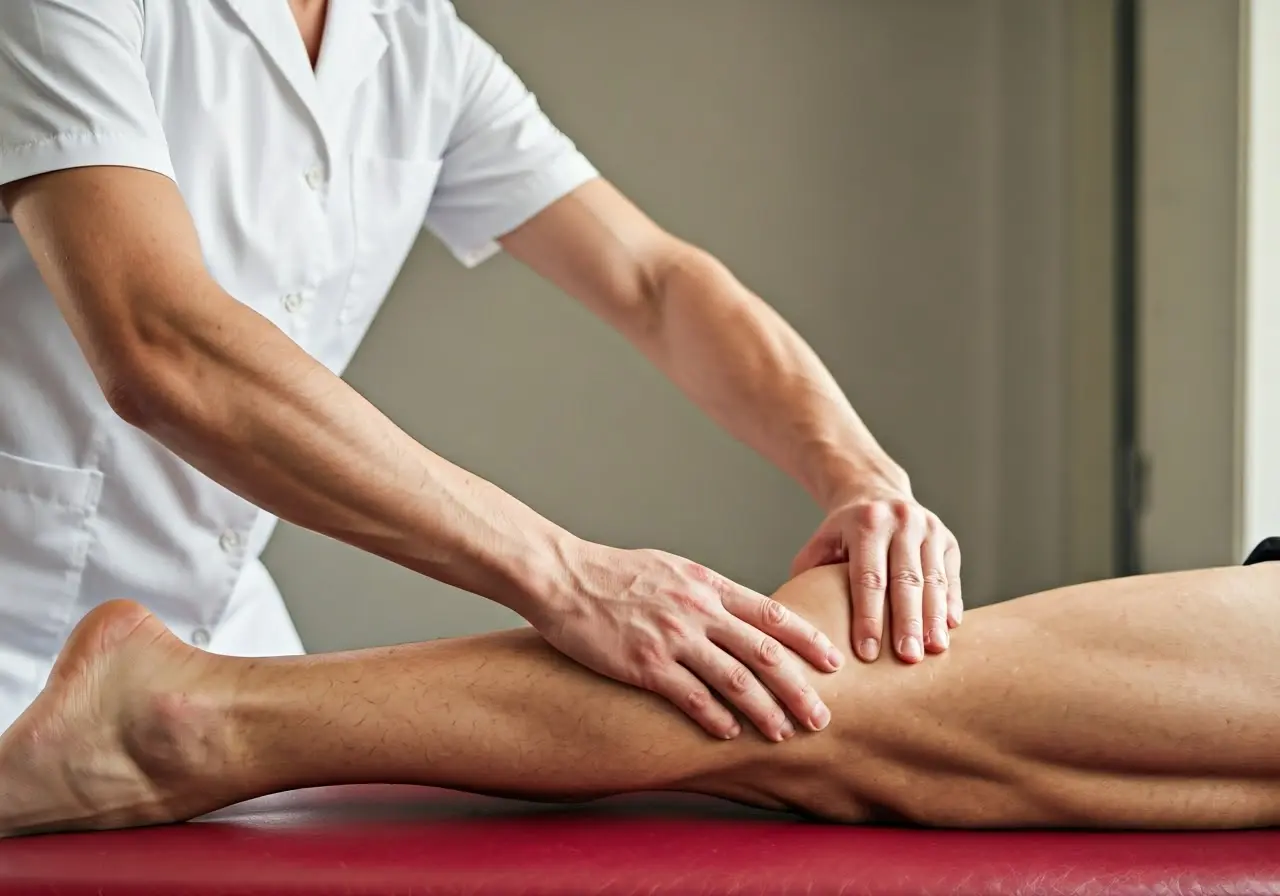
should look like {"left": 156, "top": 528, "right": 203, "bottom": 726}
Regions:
{"left": 1, "top": 785, "right": 1278, "bottom": 895}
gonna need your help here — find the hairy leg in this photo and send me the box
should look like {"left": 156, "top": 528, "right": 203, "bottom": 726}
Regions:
{"left": 815, "top": 561, "right": 1280, "bottom": 828}
{"left": 2, "top": 562, "right": 1280, "bottom": 837}
{"left": 0, "top": 571, "right": 856, "bottom": 837}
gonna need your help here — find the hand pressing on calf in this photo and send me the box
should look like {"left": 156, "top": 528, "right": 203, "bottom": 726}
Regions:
{"left": 530, "top": 542, "right": 843, "bottom": 742}
{"left": 792, "top": 478, "right": 963, "bottom": 664}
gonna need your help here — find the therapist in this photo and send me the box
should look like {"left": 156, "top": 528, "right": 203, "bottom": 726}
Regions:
{"left": 0, "top": 0, "right": 963, "bottom": 741}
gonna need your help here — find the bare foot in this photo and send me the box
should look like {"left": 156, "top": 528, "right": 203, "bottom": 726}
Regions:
{"left": 0, "top": 600, "right": 230, "bottom": 837}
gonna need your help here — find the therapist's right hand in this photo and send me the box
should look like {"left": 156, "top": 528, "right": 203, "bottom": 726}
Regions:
{"left": 532, "top": 543, "right": 844, "bottom": 742}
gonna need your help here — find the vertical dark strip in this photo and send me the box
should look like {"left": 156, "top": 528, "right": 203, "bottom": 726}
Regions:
{"left": 1114, "top": 0, "right": 1140, "bottom": 575}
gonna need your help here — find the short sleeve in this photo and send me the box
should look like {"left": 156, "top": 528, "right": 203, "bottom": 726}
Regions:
{"left": 424, "top": 5, "right": 599, "bottom": 268}
{"left": 0, "top": 0, "right": 175, "bottom": 217}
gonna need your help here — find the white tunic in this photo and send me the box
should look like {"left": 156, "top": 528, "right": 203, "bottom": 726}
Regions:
{"left": 0, "top": 0, "right": 597, "bottom": 730}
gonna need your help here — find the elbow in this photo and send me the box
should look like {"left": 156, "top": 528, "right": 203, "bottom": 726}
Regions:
{"left": 100, "top": 342, "right": 205, "bottom": 436}
{"left": 626, "top": 244, "right": 723, "bottom": 340}
{"left": 649, "top": 243, "right": 718, "bottom": 301}
{"left": 86, "top": 279, "right": 222, "bottom": 435}
{"left": 102, "top": 370, "right": 165, "bottom": 432}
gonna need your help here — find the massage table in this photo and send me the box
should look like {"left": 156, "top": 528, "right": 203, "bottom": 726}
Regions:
{"left": 2, "top": 786, "right": 1278, "bottom": 895}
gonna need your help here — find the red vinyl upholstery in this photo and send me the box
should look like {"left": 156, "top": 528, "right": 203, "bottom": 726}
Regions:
{"left": 1, "top": 785, "right": 1278, "bottom": 895}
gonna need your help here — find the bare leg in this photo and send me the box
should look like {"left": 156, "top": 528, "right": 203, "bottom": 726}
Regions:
{"left": 0, "top": 591, "right": 827, "bottom": 836}
{"left": 809, "top": 562, "right": 1280, "bottom": 828}
{"left": 2, "top": 562, "right": 1280, "bottom": 837}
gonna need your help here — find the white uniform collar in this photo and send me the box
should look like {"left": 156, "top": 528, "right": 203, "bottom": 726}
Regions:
{"left": 219, "top": 0, "right": 389, "bottom": 143}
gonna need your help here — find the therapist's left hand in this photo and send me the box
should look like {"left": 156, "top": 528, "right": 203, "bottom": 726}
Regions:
{"left": 791, "top": 479, "right": 962, "bottom": 665}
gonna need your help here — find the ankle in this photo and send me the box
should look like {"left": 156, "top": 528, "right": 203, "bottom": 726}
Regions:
{"left": 119, "top": 676, "right": 236, "bottom": 798}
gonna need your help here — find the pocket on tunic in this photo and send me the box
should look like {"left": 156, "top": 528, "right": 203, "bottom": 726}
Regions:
{"left": 0, "top": 449, "right": 103, "bottom": 720}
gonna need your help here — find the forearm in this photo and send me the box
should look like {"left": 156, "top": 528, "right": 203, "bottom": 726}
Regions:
{"left": 651, "top": 250, "right": 906, "bottom": 507}
{"left": 112, "top": 288, "right": 570, "bottom": 614}
{"left": 5, "top": 166, "right": 572, "bottom": 614}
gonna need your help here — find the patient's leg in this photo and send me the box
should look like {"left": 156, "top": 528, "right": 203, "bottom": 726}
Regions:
{"left": 2, "top": 562, "right": 1280, "bottom": 837}
{"left": 812, "top": 562, "right": 1280, "bottom": 828}
{"left": 0, "top": 581, "right": 837, "bottom": 837}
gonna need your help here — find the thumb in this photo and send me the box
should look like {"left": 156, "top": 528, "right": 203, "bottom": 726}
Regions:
{"left": 790, "top": 527, "right": 847, "bottom": 578}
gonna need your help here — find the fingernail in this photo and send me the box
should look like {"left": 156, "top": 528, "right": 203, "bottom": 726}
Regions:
{"left": 899, "top": 635, "right": 923, "bottom": 662}
{"left": 934, "top": 626, "right": 949, "bottom": 650}
{"left": 826, "top": 647, "right": 844, "bottom": 669}
{"left": 858, "top": 638, "right": 879, "bottom": 661}
{"left": 778, "top": 721, "right": 796, "bottom": 741}
{"left": 810, "top": 703, "right": 831, "bottom": 731}
{"left": 724, "top": 723, "right": 741, "bottom": 740}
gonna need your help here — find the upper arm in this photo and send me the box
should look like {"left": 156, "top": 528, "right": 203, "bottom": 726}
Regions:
{"left": 4, "top": 167, "right": 209, "bottom": 385}
{"left": 498, "top": 178, "right": 696, "bottom": 339}
{"left": 422, "top": 2, "right": 599, "bottom": 267}
{"left": 0, "top": 0, "right": 210, "bottom": 387}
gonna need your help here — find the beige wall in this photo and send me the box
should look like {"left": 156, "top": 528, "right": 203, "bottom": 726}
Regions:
{"left": 1064, "top": 0, "right": 1118, "bottom": 585}
{"left": 266, "top": 0, "right": 1096, "bottom": 652}
{"left": 1135, "top": 0, "right": 1245, "bottom": 572}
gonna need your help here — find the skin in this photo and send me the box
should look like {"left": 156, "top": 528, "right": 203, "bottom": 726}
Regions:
{"left": 1, "top": 560, "right": 1278, "bottom": 838}
{"left": 0, "top": 0, "right": 956, "bottom": 742}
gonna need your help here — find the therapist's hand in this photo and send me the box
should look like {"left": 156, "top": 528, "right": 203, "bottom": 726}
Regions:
{"left": 791, "top": 480, "right": 963, "bottom": 664}
{"left": 533, "top": 543, "right": 844, "bottom": 742}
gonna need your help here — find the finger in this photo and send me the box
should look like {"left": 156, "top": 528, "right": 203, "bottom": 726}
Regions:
{"left": 920, "top": 525, "right": 950, "bottom": 654}
{"left": 721, "top": 588, "right": 843, "bottom": 672}
{"left": 888, "top": 508, "right": 926, "bottom": 663}
{"left": 682, "top": 638, "right": 799, "bottom": 742}
{"left": 711, "top": 616, "right": 832, "bottom": 734}
{"left": 850, "top": 503, "right": 892, "bottom": 661}
{"left": 944, "top": 537, "right": 963, "bottom": 627}
{"left": 648, "top": 662, "right": 741, "bottom": 740}
{"left": 789, "top": 529, "right": 846, "bottom": 579}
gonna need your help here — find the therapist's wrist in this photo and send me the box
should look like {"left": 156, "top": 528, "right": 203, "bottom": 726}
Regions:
{"left": 813, "top": 452, "right": 912, "bottom": 513}
{"left": 495, "top": 524, "right": 588, "bottom": 625}
{"left": 506, "top": 532, "right": 630, "bottom": 634}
